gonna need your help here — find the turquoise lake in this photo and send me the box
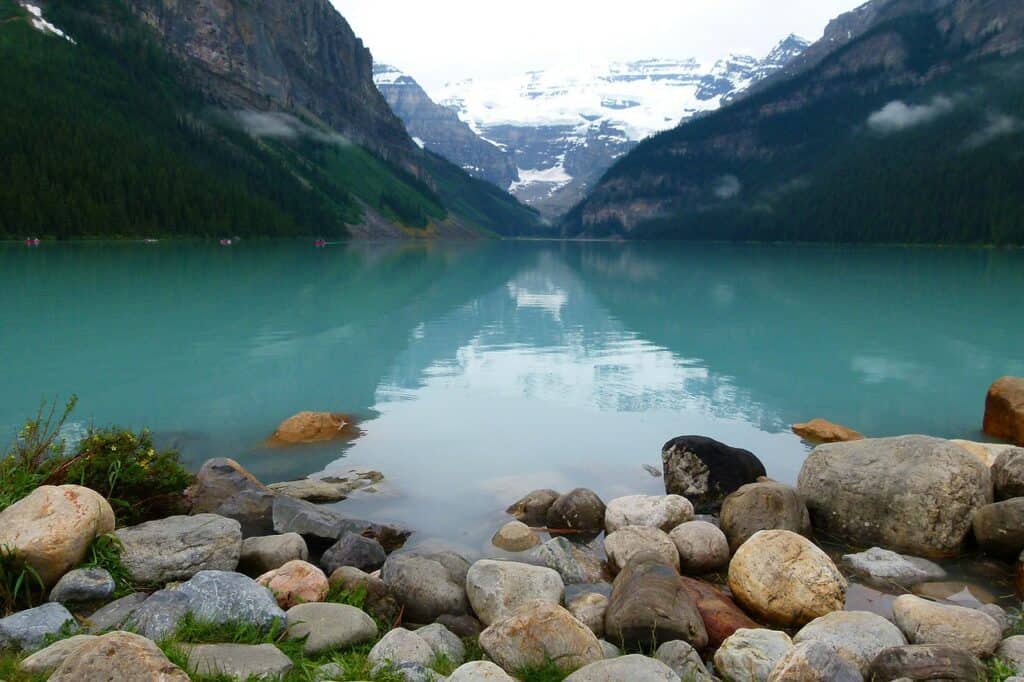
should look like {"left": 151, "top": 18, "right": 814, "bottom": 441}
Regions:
{"left": 2, "top": 241, "right": 1023, "bottom": 552}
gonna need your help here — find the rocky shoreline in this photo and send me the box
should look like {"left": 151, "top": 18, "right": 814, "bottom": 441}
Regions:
{"left": 0, "top": 377, "right": 1022, "bottom": 681}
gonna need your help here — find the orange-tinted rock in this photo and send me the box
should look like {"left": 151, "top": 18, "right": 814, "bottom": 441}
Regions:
{"left": 791, "top": 419, "right": 863, "bottom": 444}
{"left": 266, "top": 412, "right": 360, "bottom": 446}
{"left": 679, "top": 576, "right": 758, "bottom": 649}
{"left": 984, "top": 377, "right": 1024, "bottom": 445}
{"left": 256, "top": 559, "right": 329, "bottom": 609}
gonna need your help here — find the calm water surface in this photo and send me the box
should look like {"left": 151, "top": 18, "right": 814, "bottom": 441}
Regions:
{"left": 2, "top": 241, "right": 1023, "bottom": 561}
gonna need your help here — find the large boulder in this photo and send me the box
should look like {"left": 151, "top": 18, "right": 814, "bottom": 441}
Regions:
{"left": 952, "top": 439, "right": 1018, "bottom": 468}
{"left": 727, "top": 530, "right": 846, "bottom": 628}
{"left": 535, "top": 537, "right": 608, "bottom": 584}
{"left": 767, "top": 640, "right": 861, "bottom": 682}
{"left": 563, "top": 655, "right": 682, "bottom": 681}
{"left": 841, "top": 547, "right": 946, "bottom": 587}
{"left": 285, "top": 602, "right": 377, "bottom": 655}
{"left": 793, "top": 611, "right": 906, "bottom": 675}
{"left": 720, "top": 481, "right": 812, "bottom": 552}
{"left": 329, "top": 566, "right": 400, "bottom": 624}
{"left": 604, "top": 495, "right": 693, "bottom": 534}
{"left": 321, "top": 532, "right": 387, "bottom": 573}
{"left": 49, "top": 631, "right": 189, "bottom": 681}
{"left": 0, "top": 603, "right": 77, "bottom": 651}
{"left": 177, "top": 570, "right": 286, "bottom": 632}
{"left": 266, "top": 411, "right": 360, "bottom": 446}
{"left": 604, "top": 552, "right": 707, "bottom": 651}
{"left": 238, "top": 533, "right": 308, "bottom": 576}
{"left": 381, "top": 551, "right": 470, "bottom": 623}
{"left": 891, "top": 595, "right": 1001, "bottom": 657}
{"left": 973, "top": 498, "right": 1024, "bottom": 557}
{"left": 670, "top": 521, "right": 730, "bottom": 574}
{"left": 256, "top": 559, "right": 328, "bottom": 609}
{"left": 661, "top": 436, "right": 766, "bottom": 510}
{"left": 184, "top": 458, "right": 275, "bottom": 536}
{"left": 0, "top": 484, "right": 115, "bottom": 586}
{"left": 507, "top": 489, "right": 560, "bottom": 527}
{"left": 993, "top": 447, "right": 1024, "bottom": 499}
{"left": 271, "top": 495, "right": 344, "bottom": 543}
{"left": 791, "top": 419, "right": 863, "bottom": 444}
{"left": 984, "top": 377, "right": 1024, "bottom": 445}
{"left": 466, "top": 559, "right": 564, "bottom": 626}
{"left": 547, "top": 489, "right": 606, "bottom": 534}
{"left": 115, "top": 513, "right": 241, "bottom": 584}
{"left": 797, "top": 436, "right": 992, "bottom": 558}
{"left": 479, "top": 601, "right": 604, "bottom": 674}
{"left": 868, "top": 644, "right": 986, "bottom": 681}
{"left": 714, "top": 628, "right": 794, "bottom": 682}
{"left": 604, "top": 526, "right": 680, "bottom": 573}
{"left": 679, "top": 576, "right": 759, "bottom": 650}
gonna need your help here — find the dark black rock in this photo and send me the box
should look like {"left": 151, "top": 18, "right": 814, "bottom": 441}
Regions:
{"left": 661, "top": 436, "right": 766, "bottom": 511}
{"left": 546, "top": 488, "right": 606, "bottom": 534}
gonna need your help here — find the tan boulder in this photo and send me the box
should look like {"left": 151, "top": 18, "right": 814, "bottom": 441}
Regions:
{"left": 49, "top": 631, "right": 189, "bottom": 681}
{"left": 984, "top": 377, "right": 1024, "bottom": 445}
{"left": 791, "top": 419, "right": 863, "bottom": 444}
{"left": 266, "top": 411, "right": 360, "bottom": 446}
{"left": 0, "top": 485, "right": 115, "bottom": 586}
{"left": 256, "top": 559, "right": 329, "bottom": 609}
{"left": 479, "top": 601, "right": 604, "bottom": 674}
{"left": 728, "top": 530, "right": 846, "bottom": 628}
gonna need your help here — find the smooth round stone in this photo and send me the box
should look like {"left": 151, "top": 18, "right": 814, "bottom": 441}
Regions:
{"left": 416, "top": 623, "right": 465, "bottom": 665}
{"left": 285, "top": 602, "right": 377, "bottom": 655}
{"left": 368, "top": 628, "right": 435, "bottom": 670}
{"left": 604, "top": 494, "right": 694, "bottom": 534}
{"left": 567, "top": 592, "right": 608, "bottom": 638}
{"left": 465, "top": 559, "right": 564, "bottom": 626}
{"left": 184, "top": 643, "right": 293, "bottom": 680}
{"left": 479, "top": 602, "right": 604, "bottom": 674}
{"left": 892, "top": 594, "right": 1002, "bottom": 657}
{"left": 868, "top": 644, "right": 986, "bottom": 681}
{"left": 492, "top": 521, "right": 540, "bottom": 552}
{"left": 447, "top": 660, "right": 517, "bottom": 681}
{"left": 48, "top": 567, "right": 115, "bottom": 604}
{"left": 714, "top": 628, "right": 794, "bottom": 682}
{"left": 0, "top": 603, "right": 78, "bottom": 651}
{"left": 993, "top": 447, "right": 1024, "bottom": 499}
{"left": 604, "top": 526, "right": 680, "bottom": 573}
{"left": 547, "top": 488, "right": 607, "bottom": 534}
{"left": 973, "top": 499, "right": 1024, "bottom": 557}
{"left": 239, "top": 533, "right": 308, "bottom": 576}
{"left": 599, "top": 639, "right": 621, "bottom": 659}
{"left": 381, "top": 551, "right": 470, "bottom": 623}
{"left": 720, "top": 480, "right": 811, "bottom": 552}
{"left": 321, "top": 532, "right": 387, "bottom": 574}
{"left": 793, "top": 611, "right": 906, "bottom": 675}
{"left": 670, "top": 521, "right": 730, "bottom": 574}
{"left": 998, "top": 636, "right": 1024, "bottom": 672}
{"left": 655, "top": 640, "right": 715, "bottom": 682}
{"left": 506, "top": 489, "right": 560, "bottom": 527}
{"left": 256, "top": 559, "right": 328, "bottom": 609}
{"left": 767, "top": 640, "right": 861, "bottom": 682}
{"left": 563, "top": 654, "right": 681, "bottom": 681}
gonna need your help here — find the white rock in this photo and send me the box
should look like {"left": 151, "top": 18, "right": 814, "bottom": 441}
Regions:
{"left": 604, "top": 495, "right": 694, "bottom": 534}
{"left": 604, "top": 526, "right": 680, "bottom": 573}
{"left": 465, "top": 559, "right": 563, "bottom": 625}
{"left": 714, "top": 628, "right": 794, "bottom": 682}
{"left": 794, "top": 611, "right": 906, "bottom": 675}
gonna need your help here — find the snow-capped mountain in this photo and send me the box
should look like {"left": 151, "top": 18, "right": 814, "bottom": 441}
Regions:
{"left": 429, "top": 35, "right": 809, "bottom": 217}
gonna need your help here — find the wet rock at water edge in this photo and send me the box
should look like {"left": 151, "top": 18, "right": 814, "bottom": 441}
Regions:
{"left": 185, "top": 458, "right": 276, "bottom": 536}
{"left": 714, "top": 628, "right": 794, "bottom": 682}
{"left": 727, "top": 530, "right": 846, "bottom": 628}
{"left": 867, "top": 644, "right": 986, "bottom": 682}
{"left": 984, "top": 377, "right": 1024, "bottom": 445}
{"left": 793, "top": 610, "right": 906, "bottom": 676}
{"left": 670, "top": 520, "right": 730, "bottom": 574}
{"left": 891, "top": 594, "right": 1001, "bottom": 657}
{"left": 0, "top": 603, "right": 78, "bottom": 651}
{"left": 479, "top": 601, "right": 604, "bottom": 674}
{"left": 381, "top": 551, "right": 470, "bottom": 623}
{"left": 321, "top": 532, "right": 387, "bottom": 573}
{"left": 465, "top": 559, "right": 564, "bottom": 626}
{"left": 256, "top": 559, "right": 329, "bottom": 609}
{"left": 797, "top": 435, "right": 991, "bottom": 558}
{"left": 115, "top": 513, "right": 242, "bottom": 584}
{"left": 269, "top": 468, "right": 383, "bottom": 503}
{"left": 546, "top": 488, "right": 607, "bottom": 534}
{"left": 48, "top": 567, "right": 115, "bottom": 604}
{"left": 604, "top": 494, "right": 694, "bottom": 533}
{"left": 842, "top": 547, "right": 946, "bottom": 587}
{"left": 506, "top": 489, "right": 561, "bottom": 527}
{"left": 791, "top": 418, "right": 864, "bottom": 444}
{"left": 266, "top": 411, "right": 361, "bottom": 446}
{"left": 911, "top": 581, "right": 997, "bottom": 609}
{"left": 661, "top": 436, "right": 766, "bottom": 511}
{"left": 491, "top": 520, "right": 540, "bottom": 552}
{"left": 972, "top": 498, "right": 1024, "bottom": 557}
{"left": 285, "top": 602, "right": 377, "bottom": 655}
{"left": 720, "top": 480, "right": 812, "bottom": 552}
{"left": 238, "top": 532, "right": 309, "bottom": 576}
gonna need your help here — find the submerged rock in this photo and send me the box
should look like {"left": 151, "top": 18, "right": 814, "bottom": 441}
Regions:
{"left": 791, "top": 419, "right": 864, "bottom": 444}
{"left": 268, "top": 468, "right": 383, "bottom": 503}
{"left": 661, "top": 436, "right": 766, "bottom": 510}
{"left": 984, "top": 376, "right": 1024, "bottom": 445}
{"left": 266, "top": 411, "right": 360, "bottom": 446}
{"left": 842, "top": 547, "right": 946, "bottom": 587}
{"left": 547, "top": 488, "right": 607, "bottom": 534}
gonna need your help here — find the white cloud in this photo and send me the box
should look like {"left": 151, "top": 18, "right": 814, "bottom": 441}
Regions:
{"left": 713, "top": 175, "right": 742, "bottom": 199}
{"left": 233, "top": 111, "right": 349, "bottom": 145}
{"left": 962, "top": 112, "right": 1022, "bottom": 150}
{"left": 867, "top": 96, "right": 956, "bottom": 134}
{"left": 333, "top": 0, "right": 864, "bottom": 91}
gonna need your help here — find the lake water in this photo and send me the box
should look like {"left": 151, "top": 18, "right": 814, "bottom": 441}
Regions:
{"left": 2, "top": 241, "right": 1023, "bottom": 558}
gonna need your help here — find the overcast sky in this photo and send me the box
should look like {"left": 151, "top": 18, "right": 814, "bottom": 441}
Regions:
{"left": 332, "top": 0, "right": 865, "bottom": 91}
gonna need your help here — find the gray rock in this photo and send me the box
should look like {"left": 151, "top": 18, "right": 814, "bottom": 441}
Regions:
{"left": 124, "top": 589, "right": 190, "bottom": 641}
{"left": 448, "top": 660, "right": 517, "bottom": 681}
{"left": 720, "top": 480, "right": 812, "bottom": 552}
{"left": 185, "top": 643, "right": 293, "bottom": 679}
{"left": 272, "top": 496, "right": 344, "bottom": 542}
{"left": 842, "top": 547, "right": 947, "bottom": 587}
{"left": 185, "top": 458, "right": 276, "bottom": 537}
{"left": 604, "top": 526, "right": 680, "bottom": 573}
{"left": 536, "top": 537, "right": 607, "bottom": 584}
{"left": 669, "top": 521, "right": 730, "bottom": 574}
{"left": 599, "top": 639, "right": 621, "bottom": 659}
{"left": 435, "top": 613, "right": 483, "bottom": 639}
{"left": 981, "top": 604, "right": 1009, "bottom": 632}
{"left": 465, "top": 559, "right": 564, "bottom": 625}
{"left": 567, "top": 592, "right": 608, "bottom": 638}
{"left": 867, "top": 644, "right": 986, "bottom": 681}
{"left": 793, "top": 611, "right": 906, "bottom": 675}
{"left": 998, "top": 636, "right": 1024, "bottom": 673}
{"left": 604, "top": 495, "right": 694, "bottom": 534}
{"left": 416, "top": 622, "right": 465, "bottom": 665}
{"left": 604, "top": 552, "right": 707, "bottom": 651}
{"left": 329, "top": 565, "right": 400, "bottom": 624}
{"left": 269, "top": 468, "right": 383, "bottom": 503}
{"left": 656, "top": 640, "right": 714, "bottom": 682}
{"left": 336, "top": 519, "right": 411, "bottom": 553}
{"left": 381, "top": 552, "right": 470, "bottom": 623}
{"left": 973, "top": 498, "right": 1024, "bottom": 557}
{"left": 797, "top": 436, "right": 992, "bottom": 558}
{"left": 993, "top": 447, "right": 1024, "bottom": 500}
{"left": 0, "top": 603, "right": 77, "bottom": 651}
{"left": 18, "top": 634, "right": 97, "bottom": 674}
{"left": 321, "top": 532, "right": 387, "bottom": 574}
{"left": 661, "top": 436, "right": 766, "bottom": 511}
{"left": 714, "top": 628, "right": 794, "bottom": 682}
{"left": 285, "top": 602, "right": 377, "bottom": 655}
{"left": 115, "top": 514, "right": 242, "bottom": 584}
{"left": 564, "top": 654, "right": 681, "bottom": 681}
{"left": 506, "top": 489, "right": 560, "bottom": 527}
{"left": 313, "top": 661, "right": 344, "bottom": 681}
{"left": 238, "top": 533, "right": 308, "bottom": 576}
{"left": 177, "top": 571, "right": 286, "bottom": 632}
{"left": 767, "top": 640, "right": 861, "bottom": 682}
{"left": 48, "top": 568, "right": 115, "bottom": 604}
{"left": 391, "top": 661, "right": 446, "bottom": 682}
{"left": 547, "top": 488, "right": 607, "bottom": 534}
{"left": 892, "top": 595, "right": 1001, "bottom": 657}
{"left": 85, "top": 592, "right": 148, "bottom": 633}
{"left": 368, "top": 628, "right": 435, "bottom": 669}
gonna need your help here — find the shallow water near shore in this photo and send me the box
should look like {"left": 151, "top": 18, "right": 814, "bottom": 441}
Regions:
{"left": 2, "top": 240, "right": 1024, "bottom": 596}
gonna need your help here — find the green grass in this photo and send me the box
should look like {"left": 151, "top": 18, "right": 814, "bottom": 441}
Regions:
{"left": 517, "top": 659, "right": 571, "bottom": 682}
{"left": 986, "top": 657, "right": 1019, "bottom": 682}
{"left": 79, "top": 534, "right": 134, "bottom": 597}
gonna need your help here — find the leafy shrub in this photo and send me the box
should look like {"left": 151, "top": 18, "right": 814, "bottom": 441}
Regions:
{"left": 0, "top": 396, "right": 78, "bottom": 512}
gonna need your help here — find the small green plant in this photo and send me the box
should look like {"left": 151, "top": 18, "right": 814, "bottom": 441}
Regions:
{"left": 987, "top": 657, "right": 1019, "bottom": 682}
{"left": 80, "top": 533, "right": 133, "bottom": 597}
{"left": 517, "top": 659, "right": 571, "bottom": 682}
{"left": 325, "top": 583, "right": 368, "bottom": 609}
{"left": 0, "top": 546, "right": 45, "bottom": 616}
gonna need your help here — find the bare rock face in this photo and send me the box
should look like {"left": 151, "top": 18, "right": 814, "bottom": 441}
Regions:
{"left": 797, "top": 436, "right": 992, "bottom": 558}
{"left": 266, "top": 411, "right": 360, "bottom": 446}
{"left": 49, "top": 631, "right": 190, "bottom": 681}
{"left": 727, "top": 530, "right": 846, "bottom": 628}
{"left": 791, "top": 419, "right": 864, "bottom": 443}
{"left": 0, "top": 485, "right": 115, "bottom": 587}
{"left": 984, "top": 377, "right": 1024, "bottom": 445}
{"left": 720, "top": 480, "right": 812, "bottom": 552}
{"left": 661, "top": 436, "right": 766, "bottom": 511}
{"left": 479, "top": 602, "right": 604, "bottom": 675}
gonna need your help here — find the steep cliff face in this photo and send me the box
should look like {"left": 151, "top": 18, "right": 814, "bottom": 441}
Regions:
{"left": 563, "top": 0, "right": 1024, "bottom": 244}
{"left": 374, "top": 65, "right": 518, "bottom": 189}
